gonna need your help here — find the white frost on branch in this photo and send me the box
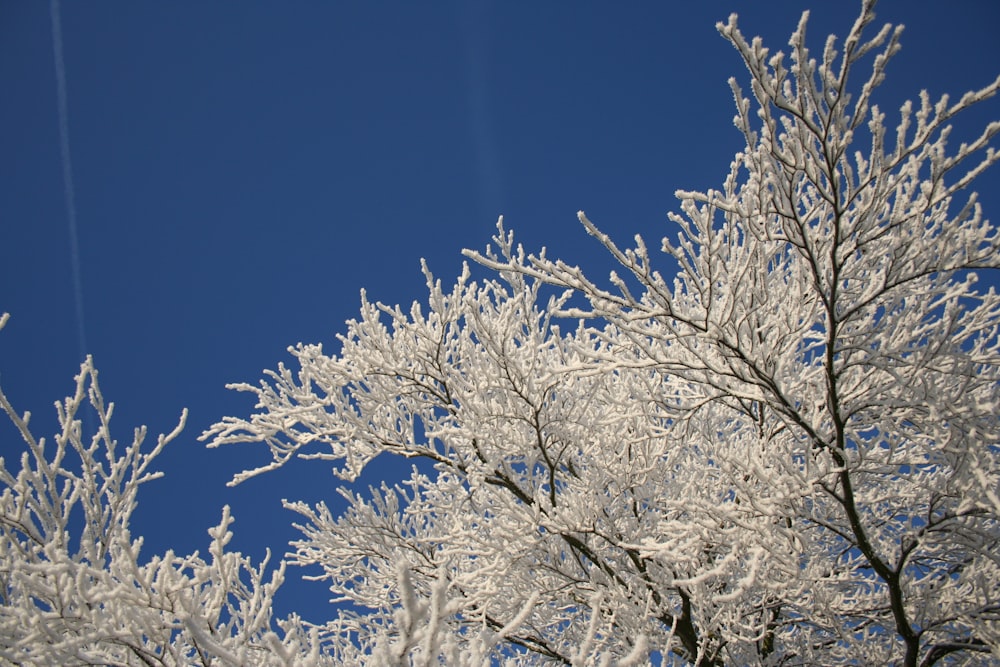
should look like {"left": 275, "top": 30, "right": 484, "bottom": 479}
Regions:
{"left": 6, "top": 1, "right": 999, "bottom": 665}
{"left": 206, "top": 4, "right": 1000, "bottom": 664}
{"left": 0, "top": 315, "right": 330, "bottom": 666}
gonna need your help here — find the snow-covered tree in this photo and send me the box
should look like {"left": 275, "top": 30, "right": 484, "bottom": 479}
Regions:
{"left": 0, "top": 312, "right": 330, "bottom": 666}
{"left": 4, "top": 2, "right": 999, "bottom": 665}
{"left": 205, "top": 2, "right": 1000, "bottom": 665}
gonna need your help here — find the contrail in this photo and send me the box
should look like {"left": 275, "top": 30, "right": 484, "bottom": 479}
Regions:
{"left": 459, "top": 0, "right": 504, "bottom": 233}
{"left": 50, "top": 0, "right": 87, "bottom": 363}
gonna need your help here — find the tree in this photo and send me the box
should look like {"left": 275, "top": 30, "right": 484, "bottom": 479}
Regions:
{"left": 205, "top": 2, "right": 1000, "bottom": 664}
{"left": 3, "top": 2, "right": 999, "bottom": 665}
{"left": 0, "top": 313, "right": 329, "bottom": 666}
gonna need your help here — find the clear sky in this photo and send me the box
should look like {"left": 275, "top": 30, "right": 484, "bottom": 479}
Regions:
{"left": 2, "top": 1, "right": 998, "bottom": 625}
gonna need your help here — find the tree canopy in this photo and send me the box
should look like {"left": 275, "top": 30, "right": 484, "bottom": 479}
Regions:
{"left": 3, "top": 2, "right": 999, "bottom": 665}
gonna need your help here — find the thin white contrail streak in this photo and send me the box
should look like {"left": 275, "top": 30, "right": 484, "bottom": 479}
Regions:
{"left": 459, "top": 0, "right": 503, "bottom": 232}
{"left": 50, "top": 0, "right": 88, "bottom": 362}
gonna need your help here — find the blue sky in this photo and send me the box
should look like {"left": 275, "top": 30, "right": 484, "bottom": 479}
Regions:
{"left": 2, "top": 2, "right": 998, "bottom": 625}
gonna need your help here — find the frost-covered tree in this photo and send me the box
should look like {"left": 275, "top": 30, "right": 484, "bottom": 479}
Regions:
{"left": 205, "top": 2, "right": 1000, "bottom": 665}
{"left": 0, "top": 312, "right": 330, "bottom": 666}
{"left": 4, "top": 2, "right": 999, "bottom": 666}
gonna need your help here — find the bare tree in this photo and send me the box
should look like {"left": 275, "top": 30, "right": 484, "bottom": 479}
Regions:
{"left": 3, "top": 1, "right": 997, "bottom": 664}
{"left": 207, "top": 2, "right": 1000, "bottom": 663}
{"left": 0, "top": 313, "right": 328, "bottom": 666}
